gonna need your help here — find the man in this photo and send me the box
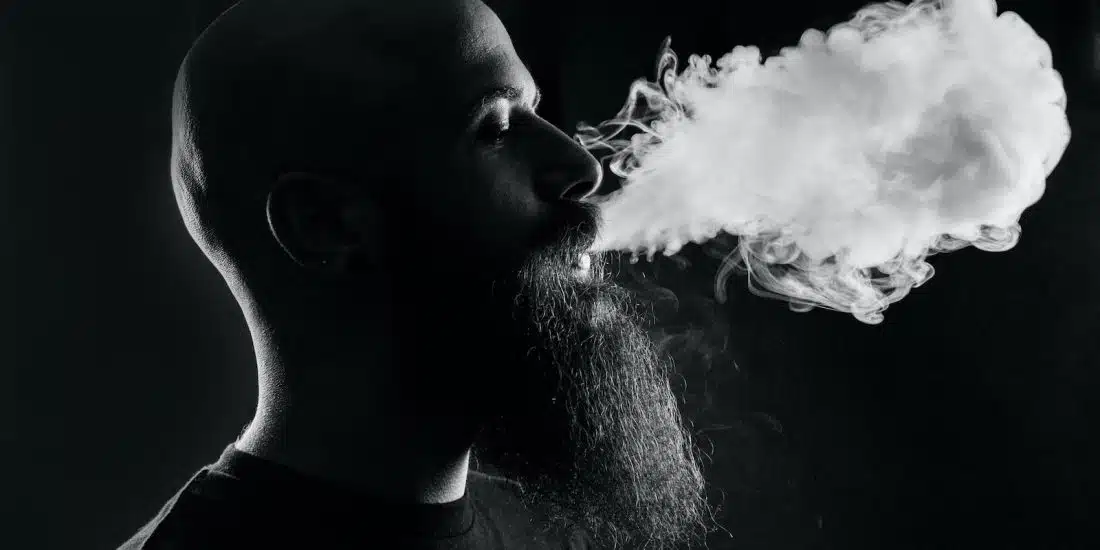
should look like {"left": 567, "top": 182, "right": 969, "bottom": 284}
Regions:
{"left": 121, "top": 0, "right": 713, "bottom": 548}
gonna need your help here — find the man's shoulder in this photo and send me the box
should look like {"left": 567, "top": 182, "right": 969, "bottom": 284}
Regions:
{"left": 117, "top": 474, "right": 191, "bottom": 550}
{"left": 117, "top": 469, "right": 245, "bottom": 550}
{"left": 121, "top": 467, "right": 595, "bottom": 549}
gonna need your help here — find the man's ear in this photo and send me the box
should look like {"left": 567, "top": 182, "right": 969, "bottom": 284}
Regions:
{"left": 265, "top": 172, "right": 384, "bottom": 274}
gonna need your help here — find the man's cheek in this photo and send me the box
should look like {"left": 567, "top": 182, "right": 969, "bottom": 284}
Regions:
{"left": 486, "top": 159, "right": 543, "bottom": 217}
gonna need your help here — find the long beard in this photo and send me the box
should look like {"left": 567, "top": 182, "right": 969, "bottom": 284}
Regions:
{"left": 472, "top": 233, "right": 714, "bottom": 550}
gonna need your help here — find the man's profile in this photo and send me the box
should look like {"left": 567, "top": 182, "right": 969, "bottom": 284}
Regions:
{"left": 120, "top": 0, "right": 713, "bottom": 548}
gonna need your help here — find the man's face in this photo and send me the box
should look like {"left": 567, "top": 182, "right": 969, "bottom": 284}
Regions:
{"left": 380, "top": 2, "right": 711, "bottom": 548}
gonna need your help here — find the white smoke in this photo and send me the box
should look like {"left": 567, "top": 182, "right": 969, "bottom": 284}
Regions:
{"left": 576, "top": 0, "right": 1071, "bottom": 324}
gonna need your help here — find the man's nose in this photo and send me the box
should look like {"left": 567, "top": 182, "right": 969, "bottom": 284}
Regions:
{"left": 537, "top": 125, "right": 604, "bottom": 202}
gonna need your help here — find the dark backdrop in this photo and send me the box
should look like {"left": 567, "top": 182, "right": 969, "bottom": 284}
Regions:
{"left": 7, "top": 1, "right": 1099, "bottom": 549}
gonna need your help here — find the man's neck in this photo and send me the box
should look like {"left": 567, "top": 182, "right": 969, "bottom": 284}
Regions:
{"left": 237, "top": 301, "right": 488, "bottom": 505}
{"left": 234, "top": 396, "right": 472, "bottom": 504}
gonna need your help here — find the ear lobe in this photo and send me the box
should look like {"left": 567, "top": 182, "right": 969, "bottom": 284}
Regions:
{"left": 265, "top": 172, "right": 384, "bottom": 273}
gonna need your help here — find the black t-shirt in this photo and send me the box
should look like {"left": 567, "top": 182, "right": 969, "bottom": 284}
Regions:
{"left": 119, "top": 444, "right": 592, "bottom": 549}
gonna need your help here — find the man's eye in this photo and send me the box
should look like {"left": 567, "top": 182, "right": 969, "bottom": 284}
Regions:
{"left": 476, "top": 118, "right": 511, "bottom": 144}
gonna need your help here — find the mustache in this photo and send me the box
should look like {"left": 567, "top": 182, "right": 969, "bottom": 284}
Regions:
{"left": 533, "top": 200, "right": 603, "bottom": 266}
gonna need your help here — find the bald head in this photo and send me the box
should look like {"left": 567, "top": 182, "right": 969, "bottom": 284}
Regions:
{"left": 172, "top": 0, "right": 565, "bottom": 297}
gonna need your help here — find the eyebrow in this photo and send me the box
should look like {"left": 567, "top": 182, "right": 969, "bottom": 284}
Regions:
{"left": 466, "top": 85, "right": 542, "bottom": 122}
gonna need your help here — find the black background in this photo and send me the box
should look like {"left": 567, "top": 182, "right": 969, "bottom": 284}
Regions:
{"left": 6, "top": 1, "right": 1099, "bottom": 549}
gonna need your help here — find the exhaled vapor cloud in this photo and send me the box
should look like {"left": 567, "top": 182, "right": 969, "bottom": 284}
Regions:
{"left": 578, "top": 0, "right": 1071, "bottom": 324}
